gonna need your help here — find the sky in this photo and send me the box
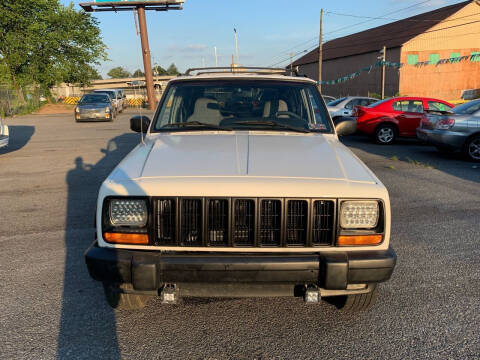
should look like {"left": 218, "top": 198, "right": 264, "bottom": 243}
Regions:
{"left": 62, "top": 0, "right": 467, "bottom": 77}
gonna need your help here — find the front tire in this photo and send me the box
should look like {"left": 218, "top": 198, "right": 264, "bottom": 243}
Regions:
{"left": 374, "top": 124, "right": 396, "bottom": 145}
{"left": 464, "top": 135, "right": 480, "bottom": 162}
{"left": 325, "top": 285, "right": 378, "bottom": 312}
{"left": 103, "top": 283, "right": 151, "bottom": 310}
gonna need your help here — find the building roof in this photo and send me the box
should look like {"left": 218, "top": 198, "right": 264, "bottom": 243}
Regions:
{"left": 292, "top": 1, "right": 471, "bottom": 66}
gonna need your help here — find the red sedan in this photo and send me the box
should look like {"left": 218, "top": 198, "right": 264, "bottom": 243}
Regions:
{"left": 354, "top": 97, "right": 454, "bottom": 144}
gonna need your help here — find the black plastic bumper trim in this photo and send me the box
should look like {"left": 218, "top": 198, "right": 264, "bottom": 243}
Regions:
{"left": 84, "top": 242, "right": 396, "bottom": 292}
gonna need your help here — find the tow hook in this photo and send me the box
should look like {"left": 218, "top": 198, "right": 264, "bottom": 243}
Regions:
{"left": 304, "top": 285, "right": 321, "bottom": 303}
{"left": 160, "top": 284, "right": 178, "bottom": 304}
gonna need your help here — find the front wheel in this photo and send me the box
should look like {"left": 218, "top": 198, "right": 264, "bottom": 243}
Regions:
{"left": 324, "top": 285, "right": 378, "bottom": 312}
{"left": 103, "top": 283, "right": 151, "bottom": 310}
{"left": 464, "top": 135, "right": 480, "bottom": 162}
{"left": 374, "top": 124, "right": 396, "bottom": 145}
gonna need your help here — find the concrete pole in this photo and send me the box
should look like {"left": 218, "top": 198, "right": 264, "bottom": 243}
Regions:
{"left": 137, "top": 6, "right": 155, "bottom": 110}
{"left": 318, "top": 8, "right": 323, "bottom": 93}
{"left": 381, "top": 45, "right": 386, "bottom": 99}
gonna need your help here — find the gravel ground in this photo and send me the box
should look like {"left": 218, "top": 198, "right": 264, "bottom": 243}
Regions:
{"left": 0, "top": 111, "right": 479, "bottom": 359}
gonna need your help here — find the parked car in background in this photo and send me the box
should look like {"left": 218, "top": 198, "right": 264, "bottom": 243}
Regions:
{"left": 328, "top": 96, "right": 378, "bottom": 123}
{"left": 0, "top": 118, "right": 9, "bottom": 149}
{"left": 75, "top": 94, "right": 116, "bottom": 122}
{"left": 322, "top": 95, "right": 336, "bottom": 104}
{"left": 355, "top": 97, "right": 454, "bottom": 144}
{"left": 93, "top": 89, "right": 124, "bottom": 114}
{"left": 417, "top": 99, "right": 480, "bottom": 161}
{"left": 117, "top": 89, "right": 128, "bottom": 108}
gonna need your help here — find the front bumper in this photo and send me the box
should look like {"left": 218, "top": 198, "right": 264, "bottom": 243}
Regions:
{"left": 416, "top": 128, "right": 468, "bottom": 149}
{"left": 85, "top": 242, "right": 396, "bottom": 296}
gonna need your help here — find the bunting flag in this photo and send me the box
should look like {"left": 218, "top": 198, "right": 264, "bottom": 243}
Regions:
{"left": 318, "top": 54, "right": 480, "bottom": 86}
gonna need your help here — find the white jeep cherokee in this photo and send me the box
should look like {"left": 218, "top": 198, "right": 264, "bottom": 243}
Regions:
{"left": 85, "top": 68, "right": 396, "bottom": 311}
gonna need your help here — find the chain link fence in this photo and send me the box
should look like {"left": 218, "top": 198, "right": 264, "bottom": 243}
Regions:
{"left": 0, "top": 84, "right": 43, "bottom": 117}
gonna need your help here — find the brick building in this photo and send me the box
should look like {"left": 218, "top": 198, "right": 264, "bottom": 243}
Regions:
{"left": 292, "top": 0, "right": 480, "bottom": 101}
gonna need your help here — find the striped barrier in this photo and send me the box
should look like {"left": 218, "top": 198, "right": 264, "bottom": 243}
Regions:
{"left": 128, "top": 98, "right": 145, "bottom": 106}
{"left": 64, "top": 97, "right": 80, "bottom": 105}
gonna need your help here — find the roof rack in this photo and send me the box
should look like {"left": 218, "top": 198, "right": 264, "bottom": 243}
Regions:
{"left": 184, "top": 67, "right": 291, "bottom": 76}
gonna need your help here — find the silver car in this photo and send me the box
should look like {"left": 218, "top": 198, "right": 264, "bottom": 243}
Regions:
{"left": 327, "top": 96, "right": 378, "bottom": 122}
{"left": 0, "top": 118, "right": 9, "bottom": 149}
{"left": 75, "top": 94, "right": 116, "bottom": 122}
{"left": 417, "top": 99, "right": 480, "bottom": 161}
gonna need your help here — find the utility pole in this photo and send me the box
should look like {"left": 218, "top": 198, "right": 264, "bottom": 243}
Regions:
{"left": 214, "top": 47, "right": 218, "bottom": 67}
{"left": 381, "top": 45, "right": 386, "bottom": 99}
{"left": 137, "top": 6, "right": 155, "bottom": 110}
{"left": 289, "top": 53, "right": 294, "bottom": 75}
{"left": 318, "top": 8, "right": 324, "bottom": 93}
{"left": 234, "top": 28, "right": 239, "bottom": 65}
{"left": 79, "top": 1, "right": 184, "bottom": 111}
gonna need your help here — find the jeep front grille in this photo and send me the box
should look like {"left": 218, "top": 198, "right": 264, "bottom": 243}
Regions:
{"left": 260, "top": 200, "right": 282, "bottom": 246}
{"left": 153, "top": 198, "right": 335, "bottom": 247}
{"left": 207, "top": 199, "right": 229, "bottom": 246}
{"left": 286, "top": 200, "right": 308, "bottom": 246}
{"left": 233, "top": 199, "right": 255, "bottom": 246}
{"left": 180, "top": 199, "right": 202, "bottom": 246}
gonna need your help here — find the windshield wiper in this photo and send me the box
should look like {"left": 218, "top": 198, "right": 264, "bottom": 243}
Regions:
{"left": 161, "top": 121, "right": 232, "bottom": 131}
{"left": 231, "top": 120, "right": 310, "bottom": 133}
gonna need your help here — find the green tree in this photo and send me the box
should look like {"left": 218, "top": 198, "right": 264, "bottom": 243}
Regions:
{"left": 167, "top": 63, "right": 180, "bottom": 75}
{"left": 0, "top": 0, "right": 107, "bottom": 103}
{"left": 133, "top": 69, "right": 145, "bottom": 77}
{"left": 152, "top": 65, "right": 167, "bottom": 76}
{"left": 107, "top": 66, "right": 131, "bottom": 79}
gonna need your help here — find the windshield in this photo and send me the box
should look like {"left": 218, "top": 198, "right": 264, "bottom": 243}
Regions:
{"left": 80, "top": 94, "right": 110, "bottom": 104}
{"left": 368, "top": 98, "right": 390, "bottom": 108}
{"left": 327, "top": 97, "right": 347, "bottom": 106}
{"left": 153, "top": 81, "right": 333, "bottom": 133}
{"left": 95, "top": 91, "right": 116, "bottom": 99}
{"left": 453, "top": 100, "right": 480, "bottom": 115}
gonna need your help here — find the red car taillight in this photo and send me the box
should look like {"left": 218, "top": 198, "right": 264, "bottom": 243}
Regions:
{"left": 436, "top": 118, "right": 455, "bottom": 130}
{"left": 354, "top": 107, "right": 364, "bottom": 118}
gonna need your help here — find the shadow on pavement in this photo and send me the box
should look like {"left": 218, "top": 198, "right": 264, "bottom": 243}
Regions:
{"left": 0, "top": 125, "right": 35, "bottom": 154}
{"left": 341, "top": 134, "right": 480, "bottom": 184}
{"left": 57, "top": 133, "right": 138, "bottom": 359}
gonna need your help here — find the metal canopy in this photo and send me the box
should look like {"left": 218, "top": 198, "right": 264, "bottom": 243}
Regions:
{"left": 80, "top": 1, "right": 184, "bottom": 12}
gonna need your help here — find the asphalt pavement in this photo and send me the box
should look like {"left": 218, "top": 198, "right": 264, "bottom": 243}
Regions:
{"left": 0, "top": 110, "right": 479, "bottom": 359}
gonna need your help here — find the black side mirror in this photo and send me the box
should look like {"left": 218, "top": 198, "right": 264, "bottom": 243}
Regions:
{"left": 130, "top": 115, "right": 151, "bottom": 133}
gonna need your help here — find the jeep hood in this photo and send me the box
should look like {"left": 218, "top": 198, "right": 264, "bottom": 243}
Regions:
{"left": 111, "top": 133, "right": 378, "bottom": 184}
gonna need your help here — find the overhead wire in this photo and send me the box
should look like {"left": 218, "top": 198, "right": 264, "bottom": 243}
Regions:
{"left": 268, "top": 1, "right": 479, "bottom": 67}
{"left": 267, "top": 0, "right": 435, "bottom": 65}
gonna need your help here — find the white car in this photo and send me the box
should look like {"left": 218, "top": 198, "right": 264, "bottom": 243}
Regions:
{"left": 327, "top": 96, "right": 378, "bottom": 122}
{"left": 0, "top": 119, "right": 9, "bottom": 149}
{"left": 93, "top": 89, "right": 124, "bottom": 113}
{"left": 85, "top": 68, "right": 396, "bottom": 311}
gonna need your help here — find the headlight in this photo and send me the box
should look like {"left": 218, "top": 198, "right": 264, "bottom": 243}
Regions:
{"left": 109, "top": 199, "right": 147, "bottom": 226}
{"left": 105, "top": 107, "right": 110, "bottom": 113}
{"left": 340, "top": 201, "right": 379, "bottom": 229}
{"left": 75, "top": 107, "right": 80, "bottom": 113}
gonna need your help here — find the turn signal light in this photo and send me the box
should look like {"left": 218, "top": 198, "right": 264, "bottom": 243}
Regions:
{"left": 104, "top": 232, "right": 149, "bottom": 245}
{"left": 337, "top": 234, "right": 383, "bottom": 246}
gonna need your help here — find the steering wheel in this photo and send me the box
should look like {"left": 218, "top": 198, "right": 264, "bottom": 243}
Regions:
{"left": 275, "top": 111, "right": 303, "bottom": 121}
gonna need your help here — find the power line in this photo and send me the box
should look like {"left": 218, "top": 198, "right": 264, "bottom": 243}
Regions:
{"left": 269, "top": 18, "right": 480, "bottom": 68}
{"left": 267, "top": 0, "right": 434, "bottom": 65}
{"left": 324, "top": 10, "right": 480, "bottom": 23}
